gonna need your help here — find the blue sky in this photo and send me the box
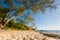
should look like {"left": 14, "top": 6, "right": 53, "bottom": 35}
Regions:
{"left": 1, "top": 0, "right": 60, "bottom": 30}
{"left": 34, "top": 0, "right": 60, "bottom": 30}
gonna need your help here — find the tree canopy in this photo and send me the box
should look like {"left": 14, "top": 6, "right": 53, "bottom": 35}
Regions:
{"left": 0, "top": 0, "right": 56, "bottom": 29}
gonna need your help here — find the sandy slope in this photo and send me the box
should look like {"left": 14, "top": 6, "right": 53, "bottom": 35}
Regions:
{"left": 0, "top": 30, "right": 60, "bottom": 40}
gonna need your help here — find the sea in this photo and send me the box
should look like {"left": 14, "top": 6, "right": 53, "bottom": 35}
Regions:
{"left": 36, "top": 30, "right": 60, "bottom": 35}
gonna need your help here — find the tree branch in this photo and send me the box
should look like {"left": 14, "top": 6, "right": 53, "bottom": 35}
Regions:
{"left": 2, "top": 9, "right": 14, "bottom": 23}
{"left": 4, "top": 16, "right": 15, "bottom": 27}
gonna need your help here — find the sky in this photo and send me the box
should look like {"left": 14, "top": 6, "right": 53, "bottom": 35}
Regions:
{"left": 34, "top": 0, "right": 60, "bottom": 30}
{"left": 0, "top": 0, "right": 60, "bottom": 30}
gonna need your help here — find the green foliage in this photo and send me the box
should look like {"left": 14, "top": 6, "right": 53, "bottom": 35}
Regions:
{"left": 0, "top": 0, "right": 56, "bottom": 29}
{"left": 0, "top": 8, "right": 10, "bottom": 13}
{"left": 5, "top": 19, "right": 29, "bottom": 30}
{"left": 5, "top": 0, "right": 12, "bottom": 3}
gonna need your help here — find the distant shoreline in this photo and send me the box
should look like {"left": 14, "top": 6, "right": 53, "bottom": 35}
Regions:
{"left": 36, "top": 30, "right": 60, "bottom": 39}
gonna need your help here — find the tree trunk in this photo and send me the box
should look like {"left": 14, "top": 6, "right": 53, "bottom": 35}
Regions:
{"left": 0, "top": 23, "right": 4, "bottom": 29}
{"left": 0, "top": 16, "right": 15, "bottom": 29}
{"left": 4, "top": 16, "right": 15, "bottom": 27}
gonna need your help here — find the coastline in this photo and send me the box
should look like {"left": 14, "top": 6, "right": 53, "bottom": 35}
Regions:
{"left": 39, "top": 32, "right": 60, "bottom": 39}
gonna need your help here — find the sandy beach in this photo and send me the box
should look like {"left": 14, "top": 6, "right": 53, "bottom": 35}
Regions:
{"left": 0, "top": 30, "right": 59, "bottom": 40}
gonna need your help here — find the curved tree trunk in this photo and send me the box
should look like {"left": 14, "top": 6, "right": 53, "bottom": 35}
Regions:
{"left": 4, "top": 16, "right": 15, "bottom": 27}
{"left": 0, "top": 23, "right": 4, "bottom": 29}
{"left": 0, "top": 16, "right": 15, "bottom": 29}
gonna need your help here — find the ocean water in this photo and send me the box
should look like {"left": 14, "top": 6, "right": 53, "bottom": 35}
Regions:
{"left": 36, "top": 30, "right": 60, "bottom": 35}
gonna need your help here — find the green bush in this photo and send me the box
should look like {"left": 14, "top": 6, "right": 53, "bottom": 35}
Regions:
{"left": 4, "top": 20, "right": 29, "bottom": 30}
